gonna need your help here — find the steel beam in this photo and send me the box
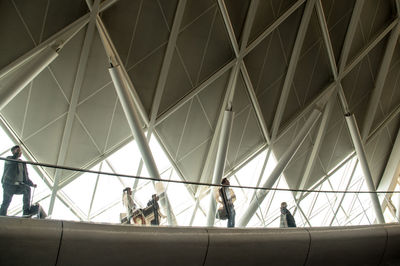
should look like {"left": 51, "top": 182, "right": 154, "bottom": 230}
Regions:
{"left": 87, "top": 162, "right": 103, "bottom": 220}
{"left": 203, "top": 0, "right": 260, "bottom": 226}
{"left": 217, "top": 0, "right": 239, "bottom": 57}
{"left": 109, "top": 65, "right": 177, "bottom": 225}
{"left": 0, "top": 47, "right": 58, "bottom": 111}
{"left": 243, "top": 0, "right": 306, "bottom": 56}
{"left": 316, "top": 0, "right": 338, "bottom": 79}
{"left": 344, "top": 113, "right": 385, "bottom": 223}
{"left": 155, "top": 59, "right": 236, "bottom": 126}
{"left": 296, "top": 92, "right": 336, "bottom": 196}
{"left": 240, "top": 61, "right": 270, "bottom": 143}
{"left": 270, "top": 0, "right": 316, "bottom": 141}
{"left": 199, "top": 0, "right": 258, "bottom": 192}
{"left": 95, "top": 14, "right": 149, "bottom": 126}
{"left": 148, "top": 0, "right": 187, "bottom": 129}
{"left": 238, "top": 108, "right": 322, "bottom": 227}
{"left": 329, "top": 160, "right": 358, "bottom": 225}
{"left": 361, "top": 22, "right": 400, "bottom": 140}
{"left": 340, "top": 18, "right": 399, "bottom": 79}
{"left": 378, "top": 125, "right": 400, "bottom": 201}
{"left": 206, "top": 110, "right": 234, "bottom": 226}
{"left": 368, "top": 103, "right": 400, "bottom": 143}
{"left": 157, "top": 0, "right": 305, "bottom": 128}
{"left": 398, "top": 189, "right": 400, "bottom": 221}
{"left": 48, "top": 0, "right": 101, "bottom": 215}
{"left": 338, "top": 0, "right": 364, "bottom": 73}
{"left": 0, "top": 0, "right": 118, "bottom": 80}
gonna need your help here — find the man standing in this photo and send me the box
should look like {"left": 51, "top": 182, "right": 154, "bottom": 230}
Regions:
{"left": 147, "top": 194, "right": 165, "bottom": 226}
{"left": 280, "top": 202, "right": 296, "bottom": 228}
{"left": 0, "top": 145, "right": 36, "bottom": 216}
{"left": 217, "top": 178, "right": 236, "bottom": 228}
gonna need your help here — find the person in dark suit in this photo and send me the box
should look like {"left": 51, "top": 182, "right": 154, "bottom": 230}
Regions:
{"left": 147, "top": 194, "right": 165, "bottom": 225}
{"left": 0, "top": 145, "right": 36, "bottom": 216}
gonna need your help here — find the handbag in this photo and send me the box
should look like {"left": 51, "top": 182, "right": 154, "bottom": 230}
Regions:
{"left": 216, "top": 206, "right": 228, "bottom": 220}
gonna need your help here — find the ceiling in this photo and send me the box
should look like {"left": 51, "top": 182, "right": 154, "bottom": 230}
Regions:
{"left": 1, "top": 0, "right": 400, "bottom": 195}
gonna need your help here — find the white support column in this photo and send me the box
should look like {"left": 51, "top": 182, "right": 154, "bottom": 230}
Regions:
{"left": 344, "top": 114, "right": 385, "bottom": 223}
{"left": 297, "top": 94, "right": 336, "bottom": 195}
{"left": 292, "top": 95, "right": 335, "bottom": 222}
{"left": 96, "top": 16, "right": 149, "bottom": 126}
{"left": 0, "top": 47, "right": 58, "bottom": 111}
{"left": 206, "top": 109, "right": 234, "bottom": 226}
{"left": 109, "top": 65, "right": 177, "bottom": 225}
{"left": 238, "top": 108, "right": 322, "bottom": 227}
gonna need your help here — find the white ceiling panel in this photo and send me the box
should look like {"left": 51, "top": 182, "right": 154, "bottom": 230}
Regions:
{"left": 79, "top": 31, "right": 113, "bottom": 103}
{"left": 0, "top": 83, "right": 30, "bottom": 136}
{"left": 63, "top": 118, "right": 101, "bottom": 175}
{"left": 76, "top": 82, "right": 117, "bottom": 153}
{"left": 23, "top": 68, "right": 69, "bottom": 138}
{"left": 176, "top": 97, "right": 213, "bottom": 160}
{"left": 0, "top": 0, "right": 35, "bottom": 68}
{"left": 104, "top": 100, "right": 131, "bottom": 152}
{"left": 156, "top": 100, "right": 191, "bottom": 160}
{"left": 24, "top": 114, "right": 67, "bottom": 176}
{"left": 50, "top": 28, "right": 86, "bottom": 101}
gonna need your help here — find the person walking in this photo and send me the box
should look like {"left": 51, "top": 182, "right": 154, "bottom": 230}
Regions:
{"left": 0, "top": 145, "right": 36, "bottom": 216}
{"left": 216, "top": 178, "right": 236, "bottom": 228}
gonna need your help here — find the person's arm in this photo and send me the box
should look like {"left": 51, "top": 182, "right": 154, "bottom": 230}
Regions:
{"left": 230, "top": 188, "right": 236, "bottom": 203}
{"left": 215, "top": 188, "right": 223, "bottom": 204}
{"left": 24, "top": 164, "right": 35, "bottom": 187}
{"left": 158, "top": 209, "right": 167, "bottom": 219}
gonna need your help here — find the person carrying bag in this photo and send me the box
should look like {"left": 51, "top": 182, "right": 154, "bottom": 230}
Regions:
{"left": 215, "top": 178, "right": 236, "bottom": 227}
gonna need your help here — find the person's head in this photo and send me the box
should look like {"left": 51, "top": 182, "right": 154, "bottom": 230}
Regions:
{"left": 281, "top": 202, "right": 287, "bottom": 209}
{"left": 221, "top": 178, "right": 230, "bottom": 186}
{"left": 123, "top": 187, "right": 132, "bottom": 195}
{"left": 152, "top": 194, "right": 159, "bottom": 201}
{"left": 11, "top": 145, "right": 22, "bottom": 158}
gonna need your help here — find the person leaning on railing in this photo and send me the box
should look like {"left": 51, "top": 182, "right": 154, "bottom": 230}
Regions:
{"left": 0, "top": 145, "right": 37, "bottom": 216}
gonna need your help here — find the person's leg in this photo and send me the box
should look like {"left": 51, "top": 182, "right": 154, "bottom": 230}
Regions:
{"left": 22, "top": 185, "right": 31, "bottom": 215}
{"left": 0, "top": 185, "right": 16, "bottom": 216}
{"left": 14, "top": 185, "right": 31, "bottom": 215}
{"left": 227, "top": 207, "right": 235, "bottom": 228}
{"left": 231, "top": 208, "right": 236, "bottom": 227}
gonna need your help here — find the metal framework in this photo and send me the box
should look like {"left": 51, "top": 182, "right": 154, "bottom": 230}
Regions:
{"left": 1, "top": 0, "right": 400, "bottom": 226}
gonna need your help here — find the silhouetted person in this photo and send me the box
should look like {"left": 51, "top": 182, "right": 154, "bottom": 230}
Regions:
{"left": 216, "top": 178, "right": 236, "bottom": 228}
{"left": 0, "top": 145, "right": 36, "bottom": 216}
{"left": 280, "top": 202, "right": 296, "bottom": 228}
{"left": 147, "top": 194, "right": 165, "bottom": 225}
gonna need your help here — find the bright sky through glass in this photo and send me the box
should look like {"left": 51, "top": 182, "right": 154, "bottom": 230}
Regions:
{"left": 0, "top": 123, "right": 399, "bottom": 226}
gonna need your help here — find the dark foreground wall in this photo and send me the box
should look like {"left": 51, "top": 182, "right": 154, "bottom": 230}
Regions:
{"left": 0, "top": 217, "right": 399, "bottom": 266}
